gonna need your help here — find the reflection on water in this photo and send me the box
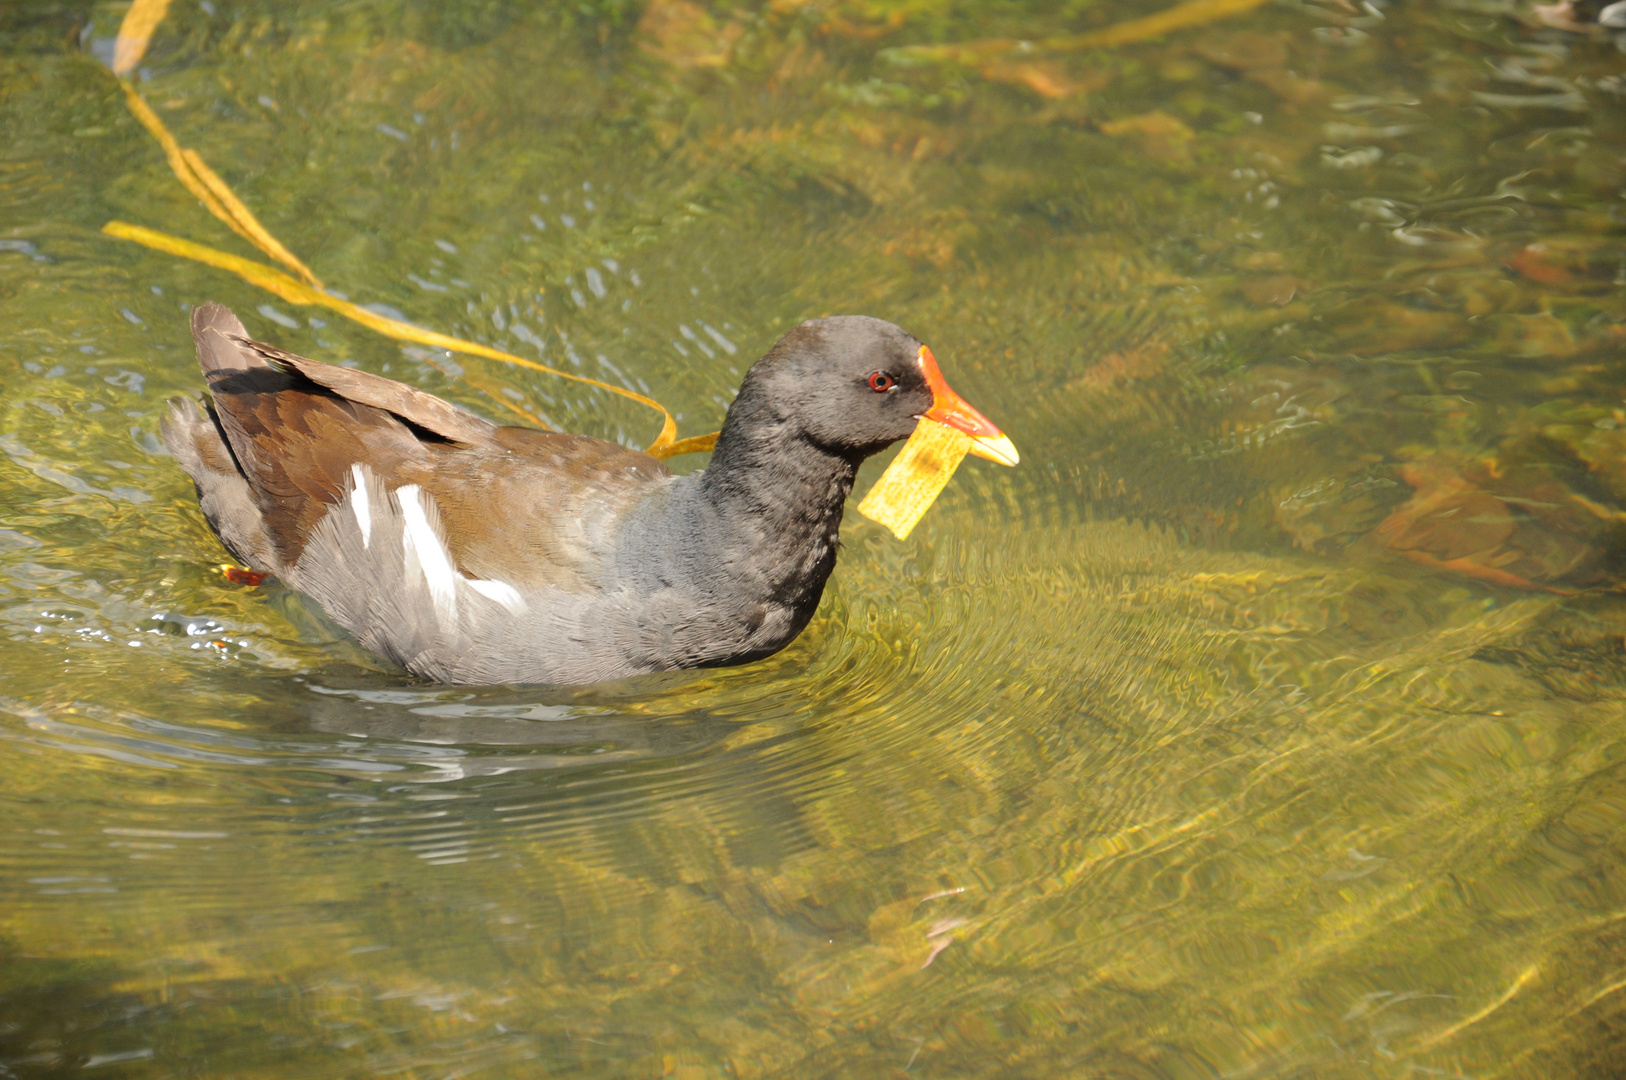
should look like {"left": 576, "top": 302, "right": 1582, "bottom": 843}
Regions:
{"left": 4, "top": 0, "right": 1626, "bottom": 1076}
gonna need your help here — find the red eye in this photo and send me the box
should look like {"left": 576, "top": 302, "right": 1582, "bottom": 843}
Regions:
{"left": 867, "top": 371, "right": 896, "bottom": 392}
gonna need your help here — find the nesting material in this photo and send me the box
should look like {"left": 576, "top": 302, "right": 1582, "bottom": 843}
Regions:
{"left": 857, "top": 418, "right": 973, "bottom": 540}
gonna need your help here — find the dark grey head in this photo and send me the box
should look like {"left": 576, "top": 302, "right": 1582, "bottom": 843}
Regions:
{"left": 724, "top": 316, "right": 934, "bottom": 461}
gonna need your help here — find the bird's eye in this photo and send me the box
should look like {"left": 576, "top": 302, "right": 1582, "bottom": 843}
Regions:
{"left": 867, "top": 371, "right": 896, "bottom": 392}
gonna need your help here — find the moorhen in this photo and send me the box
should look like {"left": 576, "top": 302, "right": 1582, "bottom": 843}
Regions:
{"left": 162, "top": 303, "right": 1017, "bottom": 684}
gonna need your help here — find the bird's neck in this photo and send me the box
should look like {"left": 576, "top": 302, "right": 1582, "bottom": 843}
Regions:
{"left": 614, "top": 411, "right": 859, "bottom": 663}
{"left": 697, "top": 414, "right": 859, "bottom": 583}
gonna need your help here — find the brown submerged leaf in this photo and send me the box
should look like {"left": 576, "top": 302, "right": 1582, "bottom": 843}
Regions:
{"left": 1067, "top": 338, "right": 1171, "bottom": 395}
{"left": 1376, "top": 461, "right": 1515, "bottom": 563}
{"left": 637, "top": 0, "right": 744, "bottom": 68}
{"left": 1325, "top": 297, "right": 1471, "bottom": 354}
{"left": 1509, "top": 243, "right": 1578, "bottom": 285}
{"left": 1506, "top": 236, "right": 1621, "bottom": 290}
{"left": 1195, "top": 31, "right": 1287, "bottom": 71}
{"left": 1099, "top": 111, "right": 1196, "bottom": 163}
{"left": 1241, "top": 274, "right": 1306, "bottom": 307}
{"left": 980, "top": 62, "right": 1111, "bottom": 100}
{"left": 1370, "top": 454, "right": 1623, "bottom": 591}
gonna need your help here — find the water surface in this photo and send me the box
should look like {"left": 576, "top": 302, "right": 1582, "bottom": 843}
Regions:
{"left": 4, "top": 0, "right": 1626, "bottom": 1075}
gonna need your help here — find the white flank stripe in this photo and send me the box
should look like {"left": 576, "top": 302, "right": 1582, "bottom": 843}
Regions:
{"left": 467, "top": 578, "right": 526, "bottom": 614}
{"left": 397, "top": 485, "right": 457, "bottom": 623}
{"left": 349, "top": 464, "right": 372, "bottom": 548}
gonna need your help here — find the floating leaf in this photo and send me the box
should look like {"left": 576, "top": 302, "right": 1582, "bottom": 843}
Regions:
{"left": 857, "top": 419, "right": 973, "bottom": 540}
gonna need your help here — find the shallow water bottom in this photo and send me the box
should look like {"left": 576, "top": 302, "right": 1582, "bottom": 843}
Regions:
{"left": 6, "top": 0, "right": 1626, "bottom": 1074}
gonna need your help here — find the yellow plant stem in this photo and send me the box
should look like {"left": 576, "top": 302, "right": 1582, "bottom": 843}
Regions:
{"left": 103, "top": 221, "right": 685, "bottom": 454}
{"left": 181, "top": 148, "right": 325, "bottom": 290}
{"left": 659, "top": 432, "right": 720, "bottom": 458}
{"left": 857, "top": 419, "right": 972, "bottom": 540}
{"left": 109, "top": 24, "right": 715, "bottom": 459}
{"left": 898, "top": 0, "right": 1273, "bottom": 63}
{"left": 121, "top": 87, "right": 238, "bottom": 237}
{"left": 112, "top": 0, "right": 173, "bottom": 75}
{"left": 122, "top": 85, "right": 325, "bottom": 289}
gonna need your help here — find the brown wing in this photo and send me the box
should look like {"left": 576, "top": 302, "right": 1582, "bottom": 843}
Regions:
{"left": 233, "top": 337, "right": 499, "bottom": 446}
{"left": 203, "top": 366, "right": 429, "bottom": 568}
{"left": 188, "top": 302, "right": 472, "bottom": 568}
{"left": 186, "top": 302, "right": 672, "bottom": 586}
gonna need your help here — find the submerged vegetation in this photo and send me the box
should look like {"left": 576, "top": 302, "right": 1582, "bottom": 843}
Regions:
{"left": 2, "top": 0, "right": 1626, "bottom": 1075}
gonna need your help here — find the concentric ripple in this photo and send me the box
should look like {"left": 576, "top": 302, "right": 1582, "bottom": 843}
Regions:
{"left": 7, "top": 1, "right": 1626, "bottom": 1076}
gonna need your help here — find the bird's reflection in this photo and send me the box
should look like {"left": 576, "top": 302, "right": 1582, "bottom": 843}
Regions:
{"left": 298, "top": 674, "right": 733, "bottom": 777}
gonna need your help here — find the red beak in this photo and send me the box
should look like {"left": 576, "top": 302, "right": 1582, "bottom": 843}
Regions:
{"left": 916, "top": 345, "right": 1019, "bottom": 466}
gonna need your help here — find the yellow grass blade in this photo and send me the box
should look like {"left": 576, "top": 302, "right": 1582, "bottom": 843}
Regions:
{"left": 121, "top": 85, "right": 239, "bottom": 232}
{"left": 650, "top": 431, "right": 719, "bottom": 460}
{"left": 104, "top": 220, "right": 316, "bottom": 303}
{"left": 123, "top": 85, "right": 326, "bottom": 288}
{"left": 102, "top": 220, "right": 682, "bottom": 453}
{"left": 856, "top": 419, "right": 972, "bottom": 540}
{"left": 112, "top": 0, "right": 173, "bottom": 75}
{"left": 181, "top": 149, "right": 324, "bottom": 288}
{"left": 116, "top": 85, "right": 692, "bottom": 453}
{"left": 897, "top": 0, "right": 1272, "bottom": 63}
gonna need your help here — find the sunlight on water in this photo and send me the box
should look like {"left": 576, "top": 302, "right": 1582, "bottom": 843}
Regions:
{"left": 4, "top": 0, "right": 1626, "bottom": 1076}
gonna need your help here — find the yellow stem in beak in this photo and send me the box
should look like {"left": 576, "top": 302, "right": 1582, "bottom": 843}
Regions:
{"left": 856, "top": 346, "right": 1020, "bottom": 541}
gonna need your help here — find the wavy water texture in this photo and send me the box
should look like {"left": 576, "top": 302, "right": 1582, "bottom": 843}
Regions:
{"left": 3, "top": 0, "right": 1626, "bottom": 1077}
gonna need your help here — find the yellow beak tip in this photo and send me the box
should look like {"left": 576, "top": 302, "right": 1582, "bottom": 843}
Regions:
{"left": 970, "top": 434, "right": 1020, "bottom": 467}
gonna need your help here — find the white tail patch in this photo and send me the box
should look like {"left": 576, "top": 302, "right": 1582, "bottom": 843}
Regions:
{"left": 349, "top": 464, "right": 372, "bottom": 548}
{"left": 396, "top": 485, "right": 458, "bottom": 624}
{"left": 467, "top": 578, "right": 526, "bottom": 614}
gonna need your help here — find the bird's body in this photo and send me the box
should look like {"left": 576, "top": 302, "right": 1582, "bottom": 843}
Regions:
{"left": 163, "top": 303, "right": 1013, "bottom": 685}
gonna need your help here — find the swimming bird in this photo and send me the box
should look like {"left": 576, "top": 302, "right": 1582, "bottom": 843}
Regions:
{"left": 162, "top": 303, "right": 1016, "bottom": 685}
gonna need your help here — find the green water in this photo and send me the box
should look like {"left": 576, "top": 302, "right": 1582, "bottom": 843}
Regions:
{"left": 4, "top": 0, "right": 1626, "bottom": 1075}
